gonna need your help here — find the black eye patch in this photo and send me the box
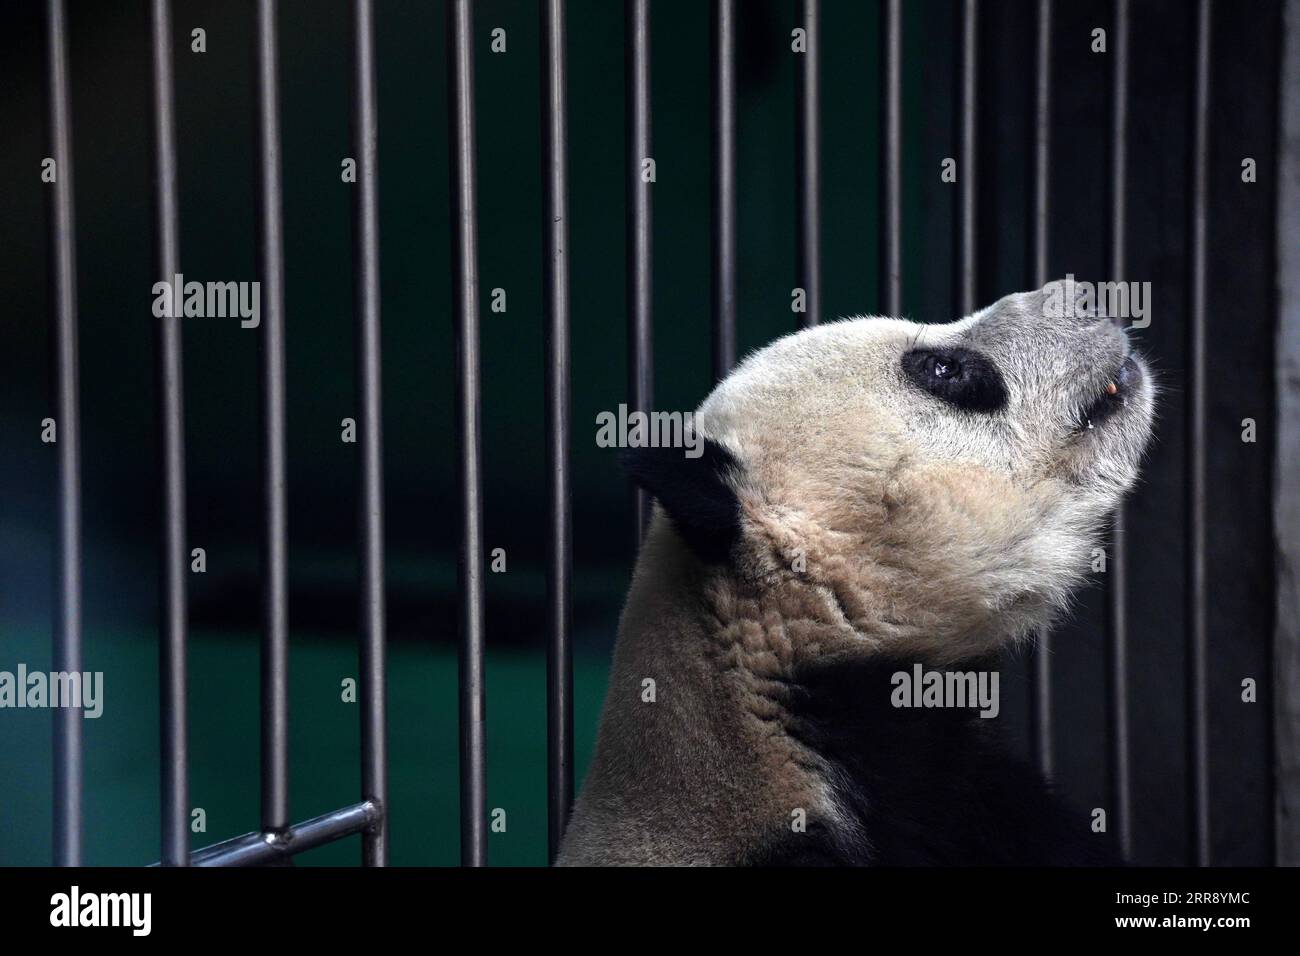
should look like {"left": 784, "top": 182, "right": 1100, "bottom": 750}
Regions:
{"left": 900, "top": 347, "right": 1007, "bottom": 413}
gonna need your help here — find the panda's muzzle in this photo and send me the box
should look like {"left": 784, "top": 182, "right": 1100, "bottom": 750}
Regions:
{"left": 1076, "top": 354, "right": 1141, "bottom": 431}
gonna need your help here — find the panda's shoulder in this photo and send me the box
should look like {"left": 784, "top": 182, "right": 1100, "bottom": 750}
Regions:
{"left": 785, "top": 656, "right": 1120, "bottom": 865}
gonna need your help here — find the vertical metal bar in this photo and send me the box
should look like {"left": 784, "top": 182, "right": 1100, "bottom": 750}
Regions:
{"left": 541, "top": 0, "right": 574, "bottom": 864}
{"left": 448, "top": 0, "right": 488, "bottom": 868}
{"left": 957, "top": 0, "right": 977, "bottom": 315}
{"left": 880, "top": 0, "right": 902, "bottom": 317}
{"left": 1187, "top": 0, "right": 1212, "bottom": 867}
{"left": 627, "top": 0, "right": 654, "bottom": 543}
{"left": 150, "top": 0, "right": 189, "bottom": 867}
{"left": 254, "top": 0, "right": 290, "bottom": 840}
{"left": 796, "top": 0, "right": 821, "bottom": 329}
{"left": 1029, "top": 0, "right": 1054, "bottom": 779}
{"left": 352, "top": 0, "right": 388, "bottom": 868}
{"left": 45, "top": 0, "right": 82, "bottom": 868}
{"left": 1031, "top": 0, "right": 1051, "bottom": 291}
{"left": 712, "top": 0, "right": 739, "bottom": 360}
{"left": 1106, "top": 0, "right": 1133, "bottom": 861}
{"left": 1276, "top": 0, "right": 1300, "bottom": 871}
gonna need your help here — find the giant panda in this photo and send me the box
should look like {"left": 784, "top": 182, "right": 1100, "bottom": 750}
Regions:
{"left": 558, "top": 285, "right": 1155, "bottom": 866}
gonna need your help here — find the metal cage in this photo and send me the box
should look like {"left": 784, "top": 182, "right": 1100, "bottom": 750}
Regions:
{"left": 33, "top": 0, "right": 1291, "bottom": 867}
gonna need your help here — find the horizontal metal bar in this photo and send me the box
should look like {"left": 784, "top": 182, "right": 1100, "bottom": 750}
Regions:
{"left": 176, "top": 801, "right": 382, "bottom": 867}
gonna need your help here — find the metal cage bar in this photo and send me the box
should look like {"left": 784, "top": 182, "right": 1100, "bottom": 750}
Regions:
{"left": 1030, "top": 0, "right": 1054, "bottom": 778}
{"left": 1106, "top": 0, "right": 1134, "bottom": 861}
{"left": 626, "top": 0, "right": 654, "bottom": 543}
{"left": 352, "top": 0, "right": 389, "bottom": 867}
{"left": 254, "top": 0, "right": 291, "bottom": 840}
{"left": 956, "top": 0, "right": 977, "bottom": 316}
{"left": 880, "top": 0, "right": 902, "bottom": 318}
{"left": 796, "top": 0, "right": 821, "bottom": 330}
{"left": 712, "top": 0, "right": 739, "bottom": 365}
{"left": 186, "top": 801, "right": 380, "bottom": 867}
{"left": 541, "top": 0, "right": 575, "bottom": 863}
{"left": 45, "top": 0, "right": 83, "bottom": 869}
{"left": 448, "top": 0, "right": 488, "bottom": 869}
{"left": 149, "top": 0, "right": 190, "bottom": 867}
{"left": 1187, "top": 0, "right": 1212, "bottom": 867}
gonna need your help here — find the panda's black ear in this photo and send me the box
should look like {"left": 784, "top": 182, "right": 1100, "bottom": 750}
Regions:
{"left": 621, "top": 438, "right": 742, "bottom": 564}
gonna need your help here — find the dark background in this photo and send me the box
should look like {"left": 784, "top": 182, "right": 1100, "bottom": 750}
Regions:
{"left": 0, "top": 0, "right": 1283, "bottom": 865}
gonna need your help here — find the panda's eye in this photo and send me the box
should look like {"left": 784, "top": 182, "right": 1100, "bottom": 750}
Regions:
{"left": 901, "top": 347, "right": 1007, "bottom": 413}
{"left": 928, "top": 355, "right": 960, "bottom": 379}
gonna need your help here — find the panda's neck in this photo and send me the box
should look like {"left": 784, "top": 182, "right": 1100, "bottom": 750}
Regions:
{"left": 566, "top": 512, "right": 1091, "bottom": 866}
{"left": 569, "top": 514, "right": 898, "bottom": 863}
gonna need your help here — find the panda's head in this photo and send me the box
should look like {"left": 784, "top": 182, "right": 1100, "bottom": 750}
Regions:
{"left": 626, "top": 284, "right": 1156, "bottom": 664}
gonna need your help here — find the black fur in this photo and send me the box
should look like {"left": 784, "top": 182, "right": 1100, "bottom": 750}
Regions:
{"left": 901, "top": 347, "right": 1008, "bottom": 413}
{"left": 746, "top": 656, "right": 1121, "bottom": 866}
{"left": 621, "top": 438, "right": 742, "bottom": 564}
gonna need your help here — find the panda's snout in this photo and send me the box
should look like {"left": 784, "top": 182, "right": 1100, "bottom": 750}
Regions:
{"left": 1075, "top": 352, "right": 1144, "bottom": 432}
